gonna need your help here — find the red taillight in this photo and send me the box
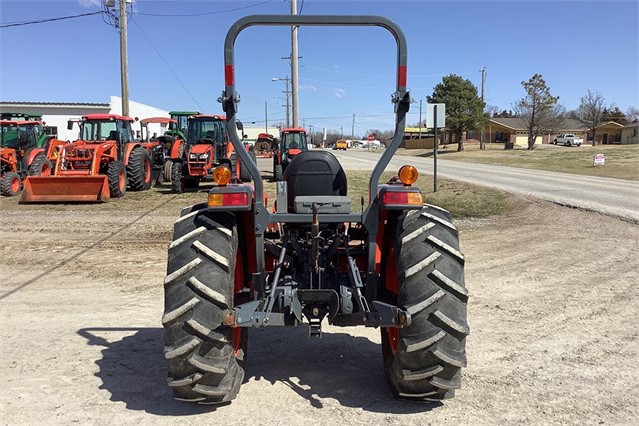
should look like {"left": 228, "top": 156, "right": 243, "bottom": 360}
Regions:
{"left": 381, "top": 191, "right": 423, "bottom": 206}
{"left": 208, "top": 192, "right": 249, "bottom": 207}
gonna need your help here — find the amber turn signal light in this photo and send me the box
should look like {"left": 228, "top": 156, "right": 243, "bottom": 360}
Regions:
{"left": 212, "top": 166, "right": 232, "bottom": 185}
{"left": 398, "top": 165, "right": 419, "bottom": 185}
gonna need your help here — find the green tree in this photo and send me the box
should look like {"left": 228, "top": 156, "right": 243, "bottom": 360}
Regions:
{"left": 513, "top": 74, "right": 564, "bottom": 150}
{"left": 427, "top": 74, "right": 487, "bottom": 151}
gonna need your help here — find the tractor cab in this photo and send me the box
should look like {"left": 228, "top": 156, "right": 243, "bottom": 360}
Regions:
{"left": 1, "top": 120, "right": 37, "bottom": 151}
{"left": 186, "top": 114, "right": 229, "bottom": 163}
{"left": 1, "top": 113, "right": 54, "bottom": 148}
{"left": 168, "top": 111, "right": 200, "bottom": 140}
{"left": 69, "top": 114, "right": 135, "bottom": 161}
{"left": 273, "top": 127, "right": 308, "bottom": 180}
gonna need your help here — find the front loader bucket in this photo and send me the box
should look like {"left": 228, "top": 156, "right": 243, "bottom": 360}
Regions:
{"left": 20, "top": 176, "right": 110, "bottom": 203}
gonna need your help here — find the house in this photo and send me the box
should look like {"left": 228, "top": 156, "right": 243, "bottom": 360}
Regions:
{"left": 485, "top": 118, "right": 624, "bottom": 146}
{"left": 620, "top": 122, "right": 639, "bottom": 144}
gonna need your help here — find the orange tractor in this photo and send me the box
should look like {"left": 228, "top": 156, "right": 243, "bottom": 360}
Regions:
{"left": 21, "top": 114, "right": 158, "bottom": 203}
{"left": 273, "top": 127, "right": 308, "bottom": 181}
{"left": 1, "top": 120, "right": 61, "bottom": 196}
{"left": 169, "top": 114, "right": 256, "bottom": 193}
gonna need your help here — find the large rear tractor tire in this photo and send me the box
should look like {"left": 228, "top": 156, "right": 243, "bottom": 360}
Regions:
{"left": 107, "top": 160, "right": 127, "bottom": 198}
{"left": 28, "top": 154, "right": 53, "bottom": 177}
{"left": 1, "top": 172, "right": 21, "bottom": 196}
{"left": 163, "top": 206, "right": 247, "bottom": 404}
{"left": 382, "top": 204, "right": 468, "bottom": 401}
{"left": 273, "top": 164, "right": 283, "bottom": 182}
{"left": 171, "top": 162, "right": 185, "bottom": 194}
{"left": 127, "top": 147, "right": 152, "bottom": 191}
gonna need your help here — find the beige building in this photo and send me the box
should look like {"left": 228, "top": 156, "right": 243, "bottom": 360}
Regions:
{"left": 620, "top": 122, "right": 639, "bottom": 144}
{"left": 485, "top": 118, "right": 625, "bottom": 146}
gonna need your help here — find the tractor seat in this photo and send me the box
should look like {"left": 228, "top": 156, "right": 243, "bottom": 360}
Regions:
{"left": 283, "top": 151, "right": 350, "bottom": 214}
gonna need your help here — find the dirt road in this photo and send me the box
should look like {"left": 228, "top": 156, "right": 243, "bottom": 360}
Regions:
{"left": 1, "top": 189, "right": 638, "bottom": 425}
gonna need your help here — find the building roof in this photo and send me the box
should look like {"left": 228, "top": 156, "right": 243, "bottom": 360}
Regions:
{"left": 489, "top": 117, "right": 623, "bottom": 132}
{"left": 1, "top": 101, "right": 110, "bottom": 108}
{"left": 621, "top": 122, "right": 639, "bottom": 129}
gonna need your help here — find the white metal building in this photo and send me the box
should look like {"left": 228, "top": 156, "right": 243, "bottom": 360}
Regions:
{"left": 0, "top": 96, "right": 169, "bottom": 141}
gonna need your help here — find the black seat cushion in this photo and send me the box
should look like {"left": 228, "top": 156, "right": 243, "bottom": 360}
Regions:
{"left": 283, "top": 151, "right": 347, "bottom": 211}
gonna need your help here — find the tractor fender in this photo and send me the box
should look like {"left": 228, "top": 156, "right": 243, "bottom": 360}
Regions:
{"left": 123, "top": 143, "right": 143, "bottom": 165}
{"left": 26, "top": 147, "right": 45, "bottom": 166}
{"left": 170, "top": 139, "right": 185, "bottom": 160}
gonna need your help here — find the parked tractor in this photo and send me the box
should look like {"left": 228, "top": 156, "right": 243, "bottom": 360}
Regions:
{"left": 20, "top": 114, "right": 158, "bottom": 203}
{"left": 0, "top": 120, "right": 56, "bottom": 196}
{"left": 273, "top": 127, "right": 308, "bottom": 181}
{"left": 1, "top": 112, "right": 56, "bottom": 149}
{"left": 170, "top": 114, "right": 256, "bottom": 193}
{"left": 161, "top": 15, "right": 468, "bottom": 405}
{"left": 139, "top": 116, "right": 178, "bottom": 184}
{"left": 253, "top": 132, "right": 274, "bottom": 157}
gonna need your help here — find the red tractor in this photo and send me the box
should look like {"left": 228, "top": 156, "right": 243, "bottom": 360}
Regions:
{"left": 272, "top": 127, "right": 308, "bottom": 181}
{"left": 169, "top": 114, "right": 256, "bottom": 193}
{"left": 0, "top": 120, "right": 61, "bottom": 196}
{"left": 252, "top": 132, "right": 274, "bottom": 158}
{"left": 21, "top": 114, "right": 159, "bottom": 202}
{"left": 161, "top": 15, "right": 467, "bottom": 405}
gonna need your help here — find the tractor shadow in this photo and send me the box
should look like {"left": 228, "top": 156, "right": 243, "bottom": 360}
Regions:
{"left": 79, "top": 326, "right": 439, "bottom": 416}
{"left": 245, "top": 327, "right": 440, "bottom": 413}
{"left": 77, "top": 327, "right": 214, "bottom": 416}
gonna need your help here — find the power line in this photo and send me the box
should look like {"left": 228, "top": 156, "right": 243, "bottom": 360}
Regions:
{"left": 0, "top": 11, "right": 102, "bottom": 29}
{"left": 134, "top": 0, "right": 274, "bottom": 17}
{"left": 300, "top": 64, "right": 481, "bottom": 79}
{"left": 130, "top": 17, "right": 204, "bottom": 111}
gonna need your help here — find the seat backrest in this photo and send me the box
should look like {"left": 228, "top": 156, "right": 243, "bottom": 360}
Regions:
{"left": 283, "top": 151, "right": 347, "bottom": 211}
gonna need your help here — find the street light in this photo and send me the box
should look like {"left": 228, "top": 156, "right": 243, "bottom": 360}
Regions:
{"left": 272, "top": 76, "right": 291, "bottom": 128}
{"left": 410, "top": 97, "right": 423, "bottom": 140}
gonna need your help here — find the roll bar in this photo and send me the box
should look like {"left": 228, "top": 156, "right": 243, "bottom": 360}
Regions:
{"left": 220, "top": 15, "right": 411, "bottom": 203}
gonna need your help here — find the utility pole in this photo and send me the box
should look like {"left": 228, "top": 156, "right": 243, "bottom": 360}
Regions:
{"left": 418, "top": 99, "right": 422, "bottom": 140}
{"left": 119, "top": 0, "right": 130, "bottom": 117}
{"left": 351, "top": 114, "right": 355, "bottom": 139}
{"left": 290, "top": 0, "right": 299, "bottom": 128}
{"left": 272, "top": 76, "right": 291, "bottom": 127}
{"left": 265, "top": 101, "right": 268, "bottom": 133}
{"left": 480, "top": 66, "right": 486, "bottom": 150}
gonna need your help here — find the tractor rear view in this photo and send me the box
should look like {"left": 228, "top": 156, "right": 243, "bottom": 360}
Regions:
{"left": 273, "top": 127, "right": 308, "bottom": 181}
{"left": 170, "top": 114, "right": 256, "bottom": 192}
{"left": 1, "top": 120, "right": 55, "bottom": 196}
{"left": 21, "top": 114, "right": 156, "bottom": 202}
{"left": 162, "top": 15, "right": 468, "bottom": 405}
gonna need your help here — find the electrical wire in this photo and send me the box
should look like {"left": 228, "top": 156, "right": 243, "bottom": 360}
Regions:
{"left": 0, "top": 11, "right": 102, "bottom": 29}
{"left": 300, "top": 64, "right": 482, "bottom": 79}
{"left": 130, "top": 17, "right": 204, "bottom": 111}
{"left": 134, "top": 0, "right": 274, "bottom": 17}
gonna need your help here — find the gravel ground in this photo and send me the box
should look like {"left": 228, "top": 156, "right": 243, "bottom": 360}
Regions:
{"left": 1, "top": 188, "right": 637, "bottom": 425}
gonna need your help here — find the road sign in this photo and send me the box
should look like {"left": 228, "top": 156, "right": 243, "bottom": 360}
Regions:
{"left": 425, "top": 103, "right": 446, "bottom": 128}
{"left": 367, "top": 134, "right": 374, "bottom": 141}
{"left": 593, "top": 153, "right": 606, "bottom": 166}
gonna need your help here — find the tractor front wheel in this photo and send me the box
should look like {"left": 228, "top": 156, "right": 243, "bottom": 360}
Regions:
{"left": 273, "top": 164, "right": 283, "bottom": 181}
{"left": 163, "top": 206, "right": 247, "bottom": 404}
{"left": 28, "top": 154, "right": 53, "bottom": 177}
{"left": 171, "top": 162, "right": 185, "bottom": 193}
{"left": 127, "top": 147, "right": 152, "bottom": 191}
{"left": 1, "top": 172, "right": 21, "bottom": 196}
{"left": 382, "top": 204, "right": 469, "bottom": 401}
{"left": 107, "top": 160, "right": 127, "bottom": 198}
{"left": 163, "top": 159, "right": 173, "bottom": 184}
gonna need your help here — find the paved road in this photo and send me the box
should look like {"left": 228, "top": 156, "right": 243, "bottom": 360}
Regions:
{"left": 323, "top": 149, "right": 639, "bottom": 222}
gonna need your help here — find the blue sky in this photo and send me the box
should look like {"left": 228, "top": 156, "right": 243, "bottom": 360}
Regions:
{"left": 1, "top": 0, "right": 637, "bottom": 136}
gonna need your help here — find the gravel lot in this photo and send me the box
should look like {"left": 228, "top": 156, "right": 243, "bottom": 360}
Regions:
{"left": 1, "top": 183, "right": 637, "bottom": 425}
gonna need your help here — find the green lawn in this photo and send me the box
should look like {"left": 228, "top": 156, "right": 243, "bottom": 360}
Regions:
{"left": 396, "top": 142, "right": 639, "bottom": 181}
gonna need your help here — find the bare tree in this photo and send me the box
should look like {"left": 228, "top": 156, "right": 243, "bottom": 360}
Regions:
{"left": 578, "top": 90, "right": 606, "bottom": 146}
{"left": 626, "top": 106, "right": 639, "bottom": 123}
{"left": 513, "top": 74, "right": 563, "bottom": 150}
